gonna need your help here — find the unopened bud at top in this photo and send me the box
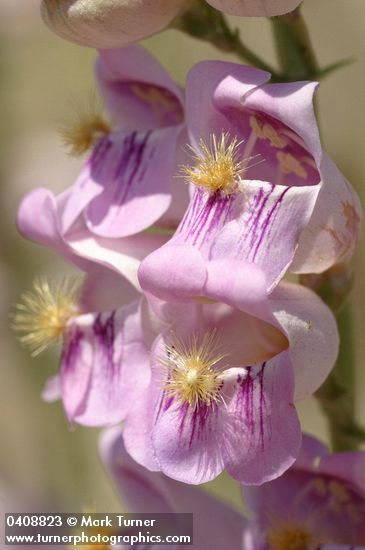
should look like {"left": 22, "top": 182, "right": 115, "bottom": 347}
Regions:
{"left": 40, "top": 0, "right": 188, "bottom": 49}
{"left": 206, "top": 0, "right": 302, "bottom": 17}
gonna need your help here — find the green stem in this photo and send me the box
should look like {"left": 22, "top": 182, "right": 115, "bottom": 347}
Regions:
{"left": 270, "top": 8, "right": 364, "bottom": 450}
{"left": 271, "top": 6, "right": 318, "bottom": 80}
{"left": 172, "top": 1, "right": 279, "bottom": 77}
{"left": 315, "top": 302, "right": 365, "bottom": 451}
{"left": 301, "top": 266, "right": 365, "bottom": 451}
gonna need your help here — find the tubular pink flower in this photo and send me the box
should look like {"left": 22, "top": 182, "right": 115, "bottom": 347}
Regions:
{"left": 243, "top": 434, "right": 365, "bottom": 548}
{"left": 139, "top": 61, "right": 362, "bottom": 296}
{"left": 121, "top": 269, "right": 338, "bottom": 485}
{"left": 17, "top": 46, "right": 188, "bottom": 286}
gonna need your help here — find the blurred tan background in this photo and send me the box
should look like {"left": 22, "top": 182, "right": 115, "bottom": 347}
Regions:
{"left": 0, "top": 0, "right": 364, "bottom": 512}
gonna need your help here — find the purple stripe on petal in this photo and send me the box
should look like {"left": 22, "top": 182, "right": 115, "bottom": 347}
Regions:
{"left": 61, "top": 325, "right": 83, "bottom": 373}
{"left": 108, "top": 131, "right": 152, "bottom": 212}
{"left": 177, "top": 401, "right": 190, "bottom": 440}
{"left": 60, "top": 324, "right": 91, "bottom": 423}
{"left": 155, "top": 389, "right": 174, "bottom": 422}
{"left": 151, "top": 385, "right": 225, "bottom": 483}
{"left": 60, "top": 137, "right": 114, "bottom": 232}
{"left": 163, "top": 395, "right": 174, "bottom": 412}
{"left": 224, "top": 353, "right": 300, "bottom": 485}
{"left": 209, "top": 179, "right": 316, "bottom": 289}
{"left": 92, "top": 137, "right": 113, "bottom": 176}
{"left": 244, "top": 187, "right": 265, "bottom": 241}
{"left": 84, "top": 127, "right": 176, "bottom": 237}
{"left": 251, "top": 187, "right": 290, "bottom": 261}
{"left": 175, "top": 190, "right": 233, "bottom": 250}
{"left": 93, "top": 311, "right": 118, "bottom": 378}
{"left": 233, "top": 364, "right": 268, "bottom": 450}
{"left": 247, "top": 185, "right": 275, "bottom": 249}
{"left": 188, "top": 404, "right": 216, "bottom": 448}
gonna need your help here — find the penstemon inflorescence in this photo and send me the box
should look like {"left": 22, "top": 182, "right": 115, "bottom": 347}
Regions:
{"left": 13, "top": 1, "right": 365, "bottom": 548}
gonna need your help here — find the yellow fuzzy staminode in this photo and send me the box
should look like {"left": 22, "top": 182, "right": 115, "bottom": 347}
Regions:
{"left": 182, "top": 133, "right": 251, "bottom": 195}
{"left": 59, "top": 96, "right": 111, "bottom": 157}
{"left": 12, "top": 277, "right": 80, "bottom": 356}
{"left": 266, "top": 522, "right": 315, "bottom": 550}
{"left": 161, "top": 331, "right": 226, "bottom": 410}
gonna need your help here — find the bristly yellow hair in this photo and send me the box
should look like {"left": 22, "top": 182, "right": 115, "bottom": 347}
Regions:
{"left": 12, "top": 277, "right": 81, "bottom": 357}
{"left": 58, "top": 93, "right": 111, "bottom": 157}
{"left": 160, "top": 330, "right": 227, "bottom": 410}
{"left": 181, "top": 133, "right": 252, "bottom": 195}
{"left": 266, "top": 520, "right": 315, "bottom": 550}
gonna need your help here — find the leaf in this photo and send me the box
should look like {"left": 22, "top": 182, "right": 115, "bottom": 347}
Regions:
{"left": 315, "top": 57, "right": 355, "bottom": 80}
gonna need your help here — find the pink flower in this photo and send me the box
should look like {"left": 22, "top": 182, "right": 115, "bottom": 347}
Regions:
{"left": 40, "top": 0, "right": 301, "bottom": 50}
{"left": 243, "top": 434, "right": 365, "bottom": 548}
{"left": 100, "top": 426, "right": 246, "bottom": 549}
{"left": 120, "top": 265, "right": 338, "bottom": 485}
{"left": 139, "top": 61, "right": 362, "bottom": 297}
{"left": 17, "top": 46, "right": 188, "bottom": 289}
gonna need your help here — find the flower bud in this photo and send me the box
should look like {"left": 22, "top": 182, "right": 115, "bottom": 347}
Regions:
{"left": 40, "top": 0, "right": 188, "bottom": 49}
{"left": 206, "top": 0, "right": 302, "bottom": 17}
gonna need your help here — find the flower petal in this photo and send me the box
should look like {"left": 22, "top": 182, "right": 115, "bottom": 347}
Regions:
{"left": 242, "top": 434, "right": 328, "bottom": 523}
{"left": 16, "top": 188, "right": 88, "bottom": 270}
{"left": 242, "top": 81, "right": 321, "bottom": 164}
{"left": 69, "top": 230, "right": 168, "bottom": 290}
{"left": 41, "top": 375, "right": 61, "bottom": 403}
{"left": 62, "top": 127, "right": 181, "bottom": 239}
{"left": 140, "top": 249, "right": 289, "bottom": 353}
{"left": 294, "top": 433, "right": 329, "bottom": 469}
{"left": 100, "top": 427, "right": 173, "bottom": 513}
{"left": 96, "top": 45, "right": 184, "bottom": 130}
{"left": 84, "top": 128, "right": 180, "bottom": 237}
{"left": 80, "top": 267, "right": 139, "bottom": 312}
{"left": 291, "top": 153, "right": 363, "bottom": 273}
{"left": 210, "top": 181, "right": 318, "bottom": 289}
{"left": 269, "top": 282, "right": 339, "bottom": 401}
{"left": 138, "top": 244, "right": 208, "bottom": 302}
{"left": 173, "top": 179, "right": 318, "bottom": 290}
{"left": 224, "top": 354, "right": 301, "bottom": 485}
{"left": 123, "top": 381, "right": 161, "bottom": 472}
{"left": 319, "top": 451, "right": 365, "bottom": 496}
{"left": 61, "top": 301, "right": 149, "bottom": 426}
{"left": 17, "top": 187, "right": 168, "bottom": 290}
{"left": 151, "top": 386, "right": 227, "bottom": 484}
{"left": 186, "top": 61, "right": 270, "bottom": 148}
